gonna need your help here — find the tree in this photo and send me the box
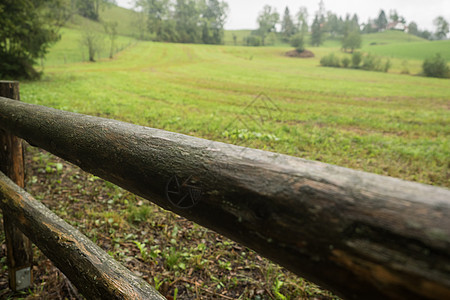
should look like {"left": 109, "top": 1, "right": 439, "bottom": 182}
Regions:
{"left": 103, "top": 21, "right": 118, "bottom": 59}
{"left": 76, "top": 0, "right": 115, "bottom": 21}
{"left": 200, "top": 0, "right": 229, "bottom": 44}
{"left": 434, "top": 16, "right": 449, "bottom": 40}
{"left": 135, "top": 0, "right": 171, "bottom": 40}
{"left": 310, "top": 14, "right": 323, "bottom": 46}
{"left": 81, "top": 22, "right": 103, "bottom": 62}
{"left": 174, "top": 0, "right": 202, "bottom": 43}
{"left": 341, "top": 14, "right": 361, "bottom": 53}
{"left": 389, "top": 10, "right": 399, "bottom": 22}
{"left": 296, "top": 6, "right": 308, "bottom": 36}
{"left": 290, "top": 33, "right": 304, "bottom": 53}
{"left": 0, "top": 0, "right": 64, "bottom": 79}
{"left": 76, "top": 0, "right": 98, "bottom": 20}
{"left": 375, "top": 10, "right": 387, "bottom": 31}
{"left": 325, "top": 12, "right": 339, "bottom": 37}
{"left": 256, "top": 5, "right": 279, "bottom": 46}
{"left": 281, "top": 7, "right": 296, "bottom": 42}
{"left": 408, "top": 21, "right": 418, "bottom": 36}
{"left": 419, "top": 30, "right": 432, "bottom": 40}
{"left": 342, "top": 31, "right": 361, "bottom": 53}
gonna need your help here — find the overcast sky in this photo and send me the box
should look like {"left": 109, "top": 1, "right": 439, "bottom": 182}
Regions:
{"left": 116, "top": 0, "right": 450, "bottom": 32}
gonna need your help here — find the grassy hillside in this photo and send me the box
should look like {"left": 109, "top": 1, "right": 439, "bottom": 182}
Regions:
{"left": 42, "top": 27, "right": 135, "bottom": 66}
{"left": 362, "top": 30, "right": 426, "bottom": 45}
{"left": 65, "top": 4, "right": 140, "bottom": 38}
{"left": 363, "top": 39, "right": 450, "bottom": 61}
{"left": 99, "top": 5, "right": 141, "bottom": 37}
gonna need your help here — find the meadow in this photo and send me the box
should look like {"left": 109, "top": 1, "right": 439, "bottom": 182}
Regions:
{"left": 1, "top": 8, "right": 449, "bottom": 299}
{"left": 25, "top": 31, "right": 449, "bottom": 187}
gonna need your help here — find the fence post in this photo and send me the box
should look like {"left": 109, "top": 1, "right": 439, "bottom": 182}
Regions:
{"left": 0, "top": 81, "right": 33, "bottom": 291}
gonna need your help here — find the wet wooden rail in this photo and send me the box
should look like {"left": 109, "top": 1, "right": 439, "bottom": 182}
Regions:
{"left": 0, "top": 89, "right": 449, "bottom": 299}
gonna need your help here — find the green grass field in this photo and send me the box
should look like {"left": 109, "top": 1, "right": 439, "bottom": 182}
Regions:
{"left": 23, "top": 34, "right": 450, "bottom": 187}
{"left": 364, "top": 39, "right": 450, "bottom": 61}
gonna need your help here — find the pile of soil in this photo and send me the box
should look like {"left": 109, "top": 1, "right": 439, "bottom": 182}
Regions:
{"left": 285, "top": 49, "right": 315, "bottom": 58}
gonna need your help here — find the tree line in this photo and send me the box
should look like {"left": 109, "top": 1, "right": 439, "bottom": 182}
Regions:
{"left": 133, "top": 0, "right": 228, "bottom": 44}
{"left": 247, "top": 1, "right": 449, "bottom": 51}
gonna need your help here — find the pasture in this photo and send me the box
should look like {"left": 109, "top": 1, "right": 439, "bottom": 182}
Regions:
{"left": 25, "top": 38, "right": 449, "bottom": 187}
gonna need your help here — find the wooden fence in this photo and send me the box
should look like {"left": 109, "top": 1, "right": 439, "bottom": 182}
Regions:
{"left": 0, "top": 81, "right": 449, "bottom": 299}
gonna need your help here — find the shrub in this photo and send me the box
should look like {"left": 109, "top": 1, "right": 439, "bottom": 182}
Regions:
{"left": 290, "top": 34, "right": 305, "bottom": 53}
{"left": 320, "top": 53, "right": 340, "bottom": 67}
{"left": 401, "top": 60, "right": 410, "bottom": 74}
{"left": 422, "top": 53, "right": 449, "bottom": 78}
{"left": 341, "top": 57, "right": 350, "bottom": 68}
{"left": 362, "top": 53, "right": 382, "bottom": 71}
{"left": 351, "top": 52, "right": 362, "bottom": 68}
{"left": 244, "top": 35, "right": 262, "bottom": 47}
{"left": 383, "top": 59, "right": 391, "bottom": 73}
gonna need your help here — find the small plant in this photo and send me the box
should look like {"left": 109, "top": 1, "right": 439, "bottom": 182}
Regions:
{"left": 341, "top": 56, "right": 350, "bottom": 68}
{"left": 134, "top": 240, "right": 149, "bottom": 261}
{"left": 127, "top": 205, "right": 151, "bottom": 224}
{"left": 320, "top": 53, "right": 340, "bottom": 67}
{"left": 290, "top": 34, "right": 305, "bottom": 53}
{"left": 351, "top": 51, "right": 362, "bottom": 68}
{"left": 383, "top": 59, "right": 391, "bottom": 73}
{"left": 422, "top": 53, "right": 449, "bottom": 78}
{"left": 401, "top": 60, "right": 410, "bottom": 74}
{"left": 272, "top": 276, "right": 287, "bottom": 300}
{"left": 244, "top": 35, "right": 262, "bottom": 47}
{"left": 173, "top": 287, "right": 178, "bottom": 300}
{"left": 362, "top": 53, "right": 382, "bottom": 71}
{"left": 153, "top": 276, "right": 165, "bottom": 291}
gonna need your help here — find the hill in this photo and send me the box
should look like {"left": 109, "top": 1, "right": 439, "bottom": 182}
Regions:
{"left": 64, "top": 4, "right": 140, "bottom": 38}
{"left": 362, "top": 30, "right": 426, "bottom": 46}
{"left": 363, "top": 39, "right": 450, "bottom": 61}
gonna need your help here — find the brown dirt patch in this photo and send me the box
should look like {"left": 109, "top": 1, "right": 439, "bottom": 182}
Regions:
{"left": 285, "top": 49, "right": 315, "bottom": 58}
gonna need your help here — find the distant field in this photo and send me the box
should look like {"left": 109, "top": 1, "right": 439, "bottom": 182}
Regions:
{"left": 362, "top": 30, "right": 426, "bottom": 45}
{"left": 23, "top": 38, "right": 450, "bottom": 187}
{"left": 363, "top": 39, "right": 450, "bottom": 61}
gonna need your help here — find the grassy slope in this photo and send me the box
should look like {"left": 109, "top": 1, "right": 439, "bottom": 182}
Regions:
{"left": 364, "top": 39, "right": 450, "bottom": 61}
{"left": 42, "top": 27, "right": 135, "bottom": 66}
{"left": 362, "top": 30, "right": 426, "bottom": 45}
{"left": 23, "top": 40, "right": 450, "bottom": 187}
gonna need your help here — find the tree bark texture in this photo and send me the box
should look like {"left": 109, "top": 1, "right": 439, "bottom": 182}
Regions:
{"left": 0, "top": 96, "right": 449, "bottom": 299}
{"left": 0, "top": 172, "right": 165, "bottom": 300}
{"left": 0, "top": 82, "right": 33, "bottom": 291}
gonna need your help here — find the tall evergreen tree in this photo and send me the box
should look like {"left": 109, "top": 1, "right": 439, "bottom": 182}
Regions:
{"left": 296, "top": 6, "right": 308, "bottom": 36}
{"left": 375, "top": 10, "right": 387, "bottom": 31}
{"left": 0, "top": 0, "right": 64, "bottom": 79}
{"left": 281, "top": 7, "right": 296, "bottom": 42}
{"left": 310, "top": 14, "right": 323, "bottom": 46}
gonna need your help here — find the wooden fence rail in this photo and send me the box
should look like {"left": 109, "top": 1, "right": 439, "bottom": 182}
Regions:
{"left": 0, "top": 90, "right": 449, "bottom": 299}
{"left": 0, "top": 171, "right": 164, "bottom": 299}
